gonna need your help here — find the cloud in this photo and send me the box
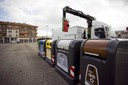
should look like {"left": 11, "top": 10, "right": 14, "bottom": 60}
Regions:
{"left": 108, "top": 0, "right": 128, "bottom": 4}
{"left": 0, "top": 0, "right": 128, "bottom": 36}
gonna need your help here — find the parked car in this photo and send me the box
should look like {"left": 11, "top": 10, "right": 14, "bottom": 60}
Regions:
{"left": 11, "top": 40, "right": 17, "bottom": 43}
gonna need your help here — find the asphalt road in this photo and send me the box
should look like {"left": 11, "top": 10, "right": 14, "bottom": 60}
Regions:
{"left": 0, "top": 43, "right": 69, "bottom": 85}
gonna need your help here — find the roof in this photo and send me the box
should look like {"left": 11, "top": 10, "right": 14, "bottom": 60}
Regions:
{"left": 0, "top": 21, "right": 38, "bottom": 28}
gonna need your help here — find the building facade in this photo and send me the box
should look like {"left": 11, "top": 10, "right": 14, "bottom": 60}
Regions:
{"left": 0, "top": 21, "right": 38, "bottom": 43}
{"left": 115, "top": 30, "right": 128, "bottom": 38}
{"left": 52, "top": 26, "right": 86, "bottom": 40}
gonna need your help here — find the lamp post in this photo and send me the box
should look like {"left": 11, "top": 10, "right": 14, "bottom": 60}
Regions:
{"left": 45, "top": 25, "right": 48, "bottom": 39}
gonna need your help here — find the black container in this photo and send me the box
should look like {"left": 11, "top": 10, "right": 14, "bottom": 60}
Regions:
{"left": 55, "top": 39, "right": 84, "bottom": 85}
{"left": 80, "top": 39, "right": 128, "bottom": 85}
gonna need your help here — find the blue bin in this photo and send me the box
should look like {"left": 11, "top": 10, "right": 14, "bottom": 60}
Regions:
{"left": 38, "top": 40, "right": 46, "bottom": 59}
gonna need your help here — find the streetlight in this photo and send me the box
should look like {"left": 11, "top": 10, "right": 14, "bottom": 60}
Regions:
{"left": 45, "top": 25, "right": 48, "bottom": 39}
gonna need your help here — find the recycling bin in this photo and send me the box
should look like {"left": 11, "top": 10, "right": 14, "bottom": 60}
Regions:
{"left": 37, "top": 39, "right": 42, "bottom": 55}
{"left": 55, "top": 39, "right": 84, "bottom": 85}
{"left": 38, "top": 40, "right": 46, "bottom": 59}
{"left": 45, "top": 40, "right": 57, "bottom": 67}
{"left": 37, "top": 39, "right": 40, "bottom": 50}
{"left": 80, "top": 39, "right": 128, "bottom": 85}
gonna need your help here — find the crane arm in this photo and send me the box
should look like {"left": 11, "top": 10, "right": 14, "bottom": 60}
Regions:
{"left": 63, "top": 6, "right": 96, "bottom": 38}
{"left": 63, "top": 6, "right": 95, "bottom": 21}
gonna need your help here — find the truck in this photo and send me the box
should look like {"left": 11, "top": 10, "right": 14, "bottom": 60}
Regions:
{"left": 52, "top": 6, "right": 116, "bottom": 40}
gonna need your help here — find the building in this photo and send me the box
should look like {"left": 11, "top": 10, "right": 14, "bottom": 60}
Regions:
{"left": 115, "top": 30, "right": 128, "bottom": 38}
{"left": 0, "top": 21, "right": 38, "bottom": 43}
{"left": 52, "top": 26, "right": 86, "bottom": 40}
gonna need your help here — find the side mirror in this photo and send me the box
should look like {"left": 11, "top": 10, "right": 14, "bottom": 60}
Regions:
{"left": 126, "top": 27, "right": 128, "bottom": 31}
{"left": 62, "top": 19, "right": 69, "bottom": 32}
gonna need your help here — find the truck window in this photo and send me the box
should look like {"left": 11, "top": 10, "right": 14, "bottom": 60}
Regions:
{"left": 83, "top": 31, "right": 86, "bottom": 39}
{"left": 95, "top": 27, "right": 105, "bottom": 38}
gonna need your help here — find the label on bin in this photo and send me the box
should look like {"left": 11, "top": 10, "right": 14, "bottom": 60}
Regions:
{"left": 85, "top": 64, "right": 99, "bottom": 85}
{"left": 40, "top": 45, "right": 44, "bottom": 53}
{"left": 57, "top": 53, "right": 68, "bottom": 72}
{"left": 46, "top": 49, "right": 51, "bottom": 60}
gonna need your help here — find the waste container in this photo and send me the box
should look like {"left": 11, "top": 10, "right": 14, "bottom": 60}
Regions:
{"left": 80, "top": 39, "right": 128, "bottom": 85}
{"left": 38, "top": 40, "right": 46, "bottom": 59}
{"left": 37, "top": 39, "right": 40, "bottom": 50}
{"left": 55, "top": 39, "right": 84, "bottom": 85}
{"left": 45, "top": 40, "right": 57, "bottom": 67}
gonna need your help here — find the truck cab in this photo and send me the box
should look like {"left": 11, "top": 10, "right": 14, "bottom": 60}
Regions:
{"left": 87, "top": 21, "right": 112, "bottom": 39}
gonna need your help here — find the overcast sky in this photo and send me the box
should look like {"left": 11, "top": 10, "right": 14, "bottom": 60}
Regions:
{"left": 0, "top": 0, "right": 128, "bottom": 36}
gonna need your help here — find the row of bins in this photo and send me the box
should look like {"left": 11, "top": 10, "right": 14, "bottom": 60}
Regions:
{"left": 37, "top": 39, "right": 128, "bottom": 85}
{"left": 37, "top": 39, "right": 57, "bottom": 66}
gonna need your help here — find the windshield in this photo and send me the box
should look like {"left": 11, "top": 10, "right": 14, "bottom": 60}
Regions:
{"left": 94, "top": 27, "right": 106, "bottom": 38}
{"left": 106, "top": 27, "right": 117, "bottom": 38}
{"left": 94, "top": 26, "right": 116, "bottom": 39}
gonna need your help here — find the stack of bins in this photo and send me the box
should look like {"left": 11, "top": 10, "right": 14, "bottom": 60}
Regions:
{"left": 55, "top": 39, "right": 84, "bottom": 85}
{"left": 38, "top": 40, "right": 46, "bottom": 59}
{"left": 80, "top": 39, "right": 128, "bottom": 85}
{"left": 45, "top": 40, "right": 57, "bottom": 67}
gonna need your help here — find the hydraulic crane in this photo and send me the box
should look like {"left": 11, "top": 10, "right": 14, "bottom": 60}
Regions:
{"left": 62, "top": 6, "right": 110, "bottom": 39}
{"left": 63, "top": 6, "right": 95, "bottom": 39}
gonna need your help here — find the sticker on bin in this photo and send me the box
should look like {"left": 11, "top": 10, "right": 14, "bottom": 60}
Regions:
{"left": 40, "top": 45, "right": 44, "bottom": 52}
{"left": 85, "top": 64, "right": 99, "bottom": 85}
{"left": 46, "top": 49, "right": 51, "bottom": 60}
{"left": 52, "top": 55, "right": 55, "bottom": 63}
{"left": 57, "top": 53, "right": 68, "bottom": 72}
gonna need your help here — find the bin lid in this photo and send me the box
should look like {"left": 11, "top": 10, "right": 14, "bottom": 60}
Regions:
{"left": 57, "top": 40, "right": 72, "bottom": 50}
{"left": 46, "top": 40, "right": 52, "bottom": 48}
{"left": 83, "top": 40, "right": 110, "bottom": 59}
{"left": 40, "top": 40, "right": 45, "bottom": 42}
{"left": 117, "top": 38, "right": 128, "bottom": 41}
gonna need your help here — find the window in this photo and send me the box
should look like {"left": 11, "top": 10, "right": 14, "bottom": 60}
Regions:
{"left": 8, "top": 30, "right": 12, "bottom": 33}
{"left": 8, "top": 35, "right": 12, "bottom": 37}
{"left": 2, "top": 29, "right": 6, "bottom": 32}
{"left": 0, "top": 25, "right": 3, "bottom": 27}
{"left": 105, "top": 27, "right": 109, "bottom": 32}
{"left": 16, "top": 35, "right": 18, "bottom": 37}
{"left": 95, "top": 27, "right": 105, "bottom": 38}
{"left": 16, "top": 31, "right": 18, "bottom": 33}
{"left": 25, "top": 34, "right": 28, "bottom": 36}
{"left": 32, "top": 31, "right": 35, "bottom": 33}
{"left": 7, "top": 25, "right": 12, "bottom": 27}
